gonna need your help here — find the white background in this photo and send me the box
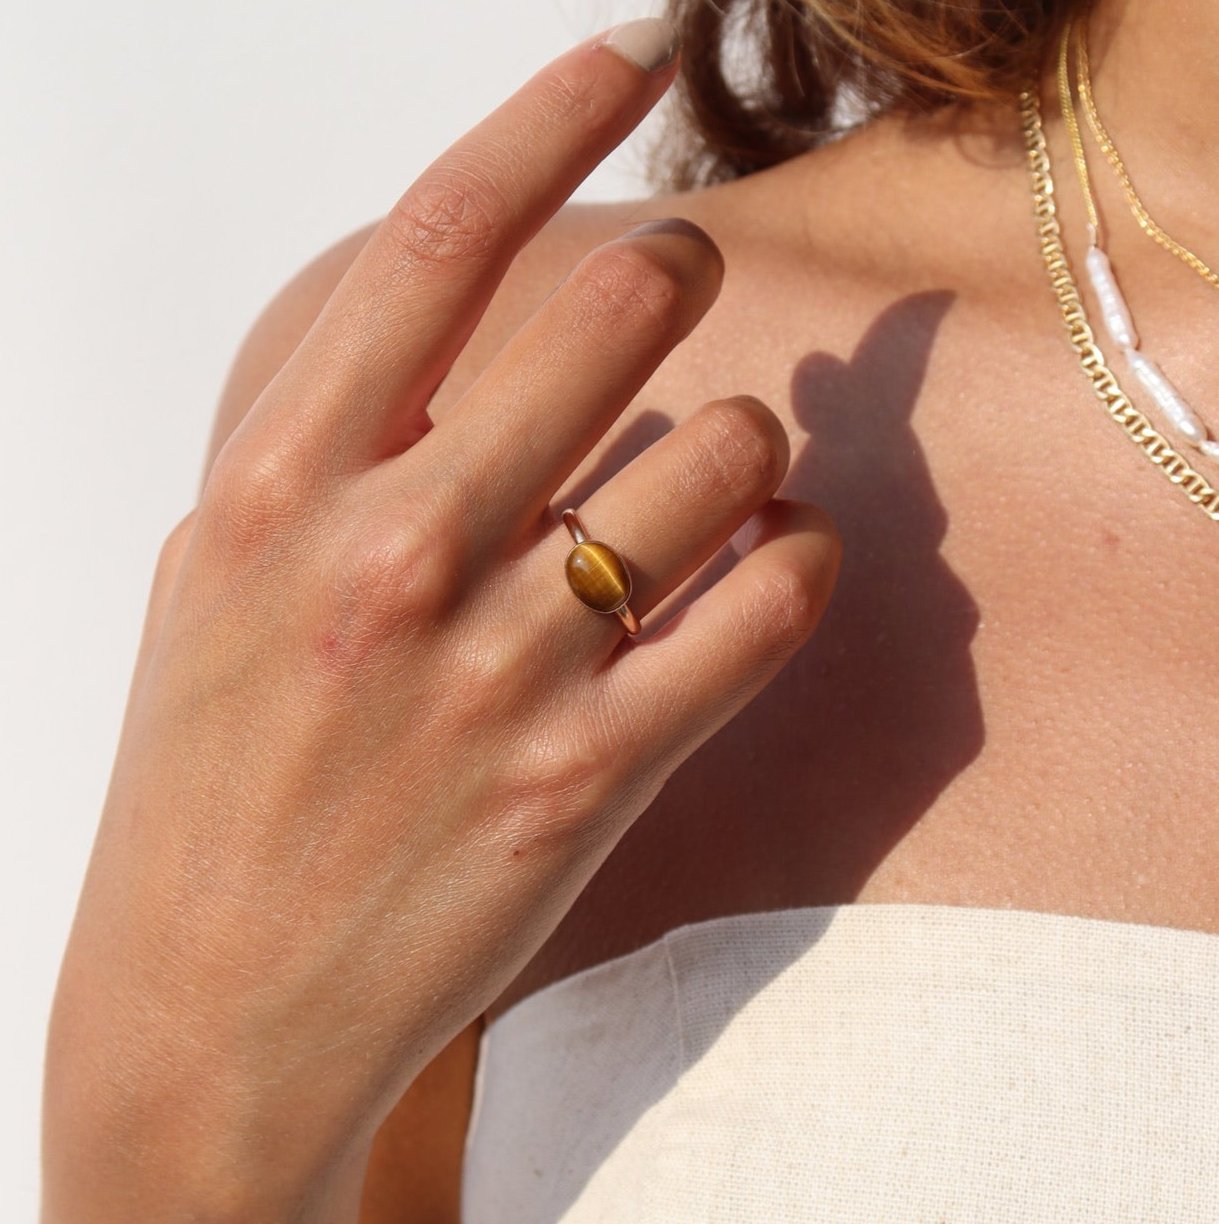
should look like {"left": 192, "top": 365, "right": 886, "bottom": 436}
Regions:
{"left": 1, "top": 0, "right": 667, "bottom": 1211}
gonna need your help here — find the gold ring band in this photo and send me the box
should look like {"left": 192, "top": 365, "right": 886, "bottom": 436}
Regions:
{"left": 561, "top": 508, "right": 641, "bottom": 636}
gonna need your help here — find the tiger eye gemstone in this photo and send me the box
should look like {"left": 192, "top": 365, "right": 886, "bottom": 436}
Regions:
{"left": 565, "top": 541, "right": 632, "bottom": 614}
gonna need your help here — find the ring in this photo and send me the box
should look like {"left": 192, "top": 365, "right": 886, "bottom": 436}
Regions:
{"left": 561, "top": 508, "right": 641, "bottom": 636}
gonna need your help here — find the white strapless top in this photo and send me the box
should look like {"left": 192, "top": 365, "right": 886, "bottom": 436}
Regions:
{"left": 460, "top": 903, "right": 1219, "bottom": 1222}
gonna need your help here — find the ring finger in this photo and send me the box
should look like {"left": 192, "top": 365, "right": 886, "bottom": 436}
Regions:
{"left": 524, "top": 392, "right": 792, "bottom": 665}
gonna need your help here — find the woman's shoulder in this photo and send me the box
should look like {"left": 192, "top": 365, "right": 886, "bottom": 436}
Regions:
{"left": 206, "top": 101, "right": 1034, "bottom": 473}
{"left": 205, "top": 198, "right": 691, "bottom": 470}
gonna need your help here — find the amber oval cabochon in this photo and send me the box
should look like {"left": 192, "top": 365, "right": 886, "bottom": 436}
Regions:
{"left": 565, "top": 541, "right": 632, "bottom": 613}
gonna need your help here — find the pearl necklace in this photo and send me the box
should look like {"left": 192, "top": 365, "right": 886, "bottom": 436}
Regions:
{"left": 1018, "top": 92, "right": 1219, "bottom": 522}
{"left": 1058, "top": 15, "right": 1219, "bottom": 464}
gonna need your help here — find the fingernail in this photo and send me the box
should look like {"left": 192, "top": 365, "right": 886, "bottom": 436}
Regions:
{"left": 614, "top": 216, "right": 726, "bottom": 273}
{"left": 600, "top": 17, "right": 680, "bottom": 73}
{"left": 618, "top": 217, "right": 706, "bottom": 241}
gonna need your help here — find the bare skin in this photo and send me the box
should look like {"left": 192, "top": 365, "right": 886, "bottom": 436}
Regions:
{"left": 50, "top": 0, "right": 1219, "bottom": 1218}
{"left": 208, "top": 69, "right": 1219, "bottom": 1216}
{"left": 42, "top": 27, "right": 843, "bottom": 1222}
{"left": 211, "top": 48, "right": 1219, "bottom": 1028}
{"left": 485, "top": 97, "right": 1219, "bottom": 1014}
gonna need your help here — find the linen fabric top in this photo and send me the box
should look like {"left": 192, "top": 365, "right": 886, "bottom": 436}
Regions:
{"left": 460, "top": 902, "right": 1219, "bottom": 1222}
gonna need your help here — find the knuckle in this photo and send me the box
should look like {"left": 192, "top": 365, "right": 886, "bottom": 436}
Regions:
{"left": 691, "top": 397, "right": 787, "bottom": 498}
{"left": 576, "top": 243, "right": 686, "bottom": 333}
{"left": 331, "top": 511, "right": 464, "bottom": 641}
{"left": 445, "top": 623, "right": 534, "bottom": 714}
{"left": 388, "top": 161, "right": 508, "bottom": 270}
{"left": 755, "top": 559, "right": 828, "bottom": 653}
{"left": 508, "top": 728, "right": 623, "bottom": 834}
{"left": 201, "top": 444, "right": 305, "bottom": 555}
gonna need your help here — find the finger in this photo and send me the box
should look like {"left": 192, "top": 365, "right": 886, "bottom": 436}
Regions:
{"left": 604, "top": 498, "right": 842, "bottom": 775}
{"left": 251, "top": 20, "right": 681, "bottom": 473}
{"left": 530, "top": 394, "right": 792, "bottom": 663}
{"left": 375, "top": 217, "right": 725, "bottom": 548}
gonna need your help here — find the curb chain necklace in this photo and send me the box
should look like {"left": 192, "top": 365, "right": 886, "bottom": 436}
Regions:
{"left": 1016, "top": 28, "right": 1219, "bottom": 523}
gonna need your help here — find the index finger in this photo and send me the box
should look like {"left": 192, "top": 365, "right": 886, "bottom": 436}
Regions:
{"left": 256, "top": 18, "right": 681, "bottom": 470}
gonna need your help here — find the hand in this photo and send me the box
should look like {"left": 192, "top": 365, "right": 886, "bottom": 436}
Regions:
{"left": 42, "top": 19, "right": 841, "bottom": 1222}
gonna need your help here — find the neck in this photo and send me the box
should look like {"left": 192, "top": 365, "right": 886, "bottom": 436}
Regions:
{"left": 1081, "top": 0, "right": 1219, "bottom": 220}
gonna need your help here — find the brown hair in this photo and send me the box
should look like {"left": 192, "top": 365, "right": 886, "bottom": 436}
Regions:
{"left": 644, "top": 0, "right": 1091, "bottom": 190}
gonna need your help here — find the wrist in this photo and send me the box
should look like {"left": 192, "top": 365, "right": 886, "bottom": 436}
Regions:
{"left": 41, "top": 1068, "right": 373, "bottom": 1224}
{"left": 42, "top": 964, "right": 375, "bottom": 1223}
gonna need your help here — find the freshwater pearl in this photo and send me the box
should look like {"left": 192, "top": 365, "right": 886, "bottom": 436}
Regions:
{"left": 565, "top": 541, "right": 631, "bottom": 614}
{"left": 1086, "top": 245, "right": 1138, "bottom": 349}
{"left": 1083, "top": 244, "right": 1217, "bottom": 463}
{"left": 1124, "top": 349, "right": 1208, "bottom": 443}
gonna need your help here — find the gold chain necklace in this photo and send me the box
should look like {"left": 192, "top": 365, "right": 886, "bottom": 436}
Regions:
{"left": 1055, "top": 16, "right": 1219, "bottom": 463}
{"left": 1075, "top": 22, "right": 1219, "bottom": 288}
{"left": 1056, "top": 16, "right": 1099, "bottom": 237}
{"left": 1017, "top": 83, "right": 1219, "bottom": 522}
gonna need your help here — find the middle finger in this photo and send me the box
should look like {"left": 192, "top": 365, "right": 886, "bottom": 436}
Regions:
{"left": 244, "top": 23, "right": 682, "bottom": 478}
{"left": 382, "top": 217, "right": 725, "bottom": 551}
